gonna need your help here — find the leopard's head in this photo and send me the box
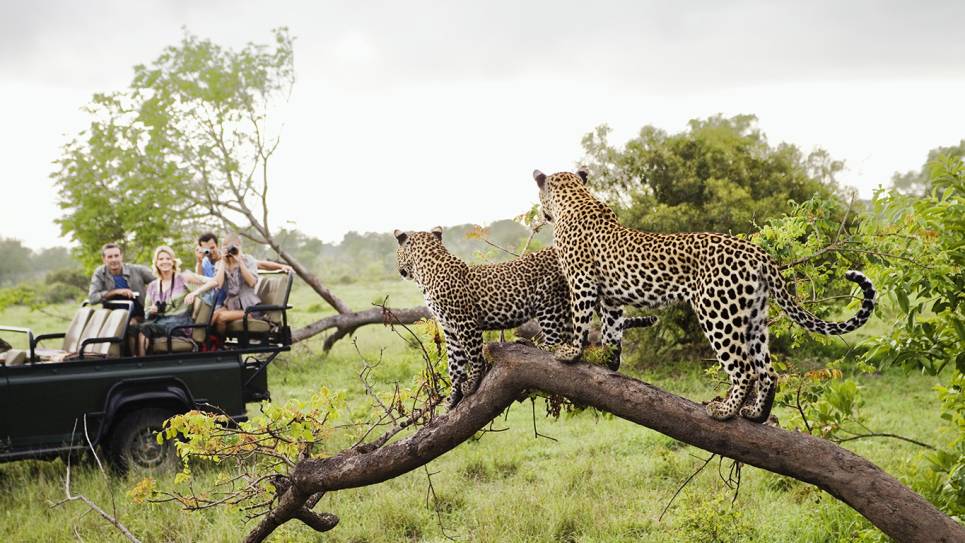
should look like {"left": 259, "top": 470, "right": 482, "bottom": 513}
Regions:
{"left": 394, "top": 227, "right": 444, "bottom": 282}
{"left": 533, "top": 168, "right": 590, "bottom": 223}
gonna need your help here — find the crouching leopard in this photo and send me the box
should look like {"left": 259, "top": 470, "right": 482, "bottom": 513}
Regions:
{"left": 394, "top": 227, "right": 657, "bottom": 408}
{"left": 532, "top": 169, "right": 876, "bottom": 422}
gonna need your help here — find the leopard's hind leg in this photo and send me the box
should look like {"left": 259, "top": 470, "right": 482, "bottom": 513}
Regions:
{"left": 599, "top": 298, "right": 626, "bottom": 371}
{"left": 441, "top": 327, "right": 470, "bottom": 409}
{"left": 741, "top": 284, "right": 777, "bottom": 422}
{"left": 694, "top": 286, "right": 756, "bottom": 421}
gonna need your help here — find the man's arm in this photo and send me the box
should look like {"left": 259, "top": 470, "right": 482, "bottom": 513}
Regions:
{"left": 136, "top": 264, "right": 156, "bottom": 284}
{"left": 88, "top": 270, "right": 107, "bottom": 304}
{"left": 256, "top": 260, "right": 293, "bottom": 273}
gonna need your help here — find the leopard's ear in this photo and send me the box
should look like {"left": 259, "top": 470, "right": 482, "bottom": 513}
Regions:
{"left": 393, "top": 230, "right": 408, "bottom": 245}
{"left": 533, "top": 169, "right": 547, "bottom": 190}
{"left": 430, "top": 226, "right": 443, "bottom": 241}
{"left": 576, "top": 167, "right": 589, "bottom": 183}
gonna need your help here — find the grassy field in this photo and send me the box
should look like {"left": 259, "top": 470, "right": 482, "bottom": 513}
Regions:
{"left": 0, "top": 280, "right": 954, "bottom": 542}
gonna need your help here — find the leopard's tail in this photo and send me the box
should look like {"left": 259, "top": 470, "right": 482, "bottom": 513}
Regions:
{"left": 764, "top": 264, "right": 876, "bottom": 335}
{"left": 624, "top": 315, "right": 658, "bottom": 329}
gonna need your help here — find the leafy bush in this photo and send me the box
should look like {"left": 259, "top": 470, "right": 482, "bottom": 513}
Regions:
{"left": 43, "top": 282, "right": 84, "bottom": 304}
{"left": 44, "top": 268, "right": 88, "bottom": 290}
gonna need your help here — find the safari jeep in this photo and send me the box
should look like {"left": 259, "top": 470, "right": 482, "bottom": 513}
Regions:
{"left": 0, "top": 271, "right": 294, "bottom": 471}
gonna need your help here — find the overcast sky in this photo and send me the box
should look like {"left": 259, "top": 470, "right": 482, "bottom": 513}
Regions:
{"left": 2, "top": 1, "right": 964, "bottom": 250}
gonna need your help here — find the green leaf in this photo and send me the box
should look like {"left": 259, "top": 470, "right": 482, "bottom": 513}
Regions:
{"left": 896, "top": 290, "right": 910, "bottom": 314}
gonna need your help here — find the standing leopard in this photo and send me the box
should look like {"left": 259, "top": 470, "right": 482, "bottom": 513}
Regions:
{"left": 532, "top": 169, "right": 876, "bottom": 422}
{"left": 394, "top": 227, "right": 657, "bottom": 408}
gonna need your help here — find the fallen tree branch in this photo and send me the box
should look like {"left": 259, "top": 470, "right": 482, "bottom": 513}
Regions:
{"left": 243, "top": 343, "right": 963, "bottom": 543}
{"left": 291, "top": 305, "right": 433, "bottom": 347}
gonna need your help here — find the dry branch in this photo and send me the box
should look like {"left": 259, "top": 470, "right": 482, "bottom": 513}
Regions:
{"left": 243, "top": 343, "right": 963, "bottom": 543}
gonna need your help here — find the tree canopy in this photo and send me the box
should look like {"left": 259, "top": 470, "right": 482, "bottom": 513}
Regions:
{"left": 581, "top": 114, "right": 843, "bottom": 234}
{"left": 52, "top": 28, "right": 295, "bottom": 269}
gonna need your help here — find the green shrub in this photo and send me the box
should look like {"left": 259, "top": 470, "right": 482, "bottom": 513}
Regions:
{"left": 44, "top": 268, "right": 88, "bottom": 290}
{"left": 43, "top": 282, "right": 84, "bottom": 304}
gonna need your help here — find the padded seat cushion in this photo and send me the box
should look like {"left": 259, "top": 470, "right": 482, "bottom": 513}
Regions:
{"left": 225, "top": 318, "right": 272, "bottom": 333}
{"left": 149, "top": 337, "right": 196, "bottom": 353}
{"left": 4, "top": 350, "right": 27, "bottom": 366}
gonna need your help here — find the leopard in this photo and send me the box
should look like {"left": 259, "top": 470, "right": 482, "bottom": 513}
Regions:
{"left": 394, "top": 227, "right": 657, "bottom": 408}
{"left": 531, "top": 168, "right": 877, "bottom": 422}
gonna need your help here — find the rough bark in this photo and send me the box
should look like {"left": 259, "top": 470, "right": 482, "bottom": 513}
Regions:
{"left": 244, "top": 343, "right": 963, "bottom": 543}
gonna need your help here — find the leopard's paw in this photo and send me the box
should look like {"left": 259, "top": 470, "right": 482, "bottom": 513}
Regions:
{"left": 553, "top": 344, "right": 582, "bottom": 362}
{"left": 705, "top": 400, "right": 737, "bottom": 421}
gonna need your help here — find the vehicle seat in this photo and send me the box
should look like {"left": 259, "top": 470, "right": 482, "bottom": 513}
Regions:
{"left": 88, "top": 308, "right": 130, "bottom": 358}
{"left": 3, "top": 350, "right": 27, "bottom": 366}
{"left": 225, "top": 271, "right": 293, "bottom": 344}
{"left": 32, "top": 307, "right": 94, "bottom": 360}
{"left": 150, "top": 298, "right": 214, "bottom": 353}
{"left": 34, "top": 308, "right": 111, "bottom": 363}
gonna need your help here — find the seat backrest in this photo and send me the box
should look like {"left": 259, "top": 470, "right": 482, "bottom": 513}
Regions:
{"left": 91, "top": 308, "right": 129, "bottom": 357}
{"left": 78, "top": 308, "right": 111, "bottom": 352}
{"left": 255, "top": 271, "right": 293, "bottom": 324}
{"left": 63, "top": 307, "right": 94, "bottom": 352}
{"left": 190, "top": 298, "right": 214, "bottom": 343}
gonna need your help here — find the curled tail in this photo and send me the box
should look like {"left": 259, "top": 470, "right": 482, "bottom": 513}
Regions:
{"left": 766, "top": 266, "right": 876, "bottom": 335}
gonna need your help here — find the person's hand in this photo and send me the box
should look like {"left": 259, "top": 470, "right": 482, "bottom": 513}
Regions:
{"left": 195, "top": 246, "right": 205, "bottom": 262}
{"left": 117, "top": 288, "right": 134, "bottom": 299}
{"left": 185, "top": 292, "right": 197, "bottom": 306}
{"left": 280, "top": 264, "right": 293, "bottom": 273}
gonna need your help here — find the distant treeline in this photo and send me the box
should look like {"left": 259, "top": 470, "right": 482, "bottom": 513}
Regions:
{"left": 0, "top": 218, "right": 553, "bottom": 289}
{"left": 0, "top": 239, "right": 78, "bottom": 286}
{"left": 247, "top": 219, "right": 554, "bottom": 284}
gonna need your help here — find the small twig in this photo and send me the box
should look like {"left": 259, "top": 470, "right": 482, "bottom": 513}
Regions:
{"left": 834, "top": 432, "right": 935, "bottom": 450}
{"left": 796, "top": 380, "right": 812, "bottom": 434}
{"left": 530, "top": 397, "right": 557, "bottom": 442}
{"left": 659, "top": 454, "right": 716, "bottom": 521}
{"left": 518, "top": 219, "right": 544, "bottom": 256}
{"left": 424, "top": 466, "right": 458, "bottom": 541}
{"left": 51, "top": 420, "right": 143, "bottom": 543}
{"left": 480, "top": 238, "right": 519, "bottom": 258}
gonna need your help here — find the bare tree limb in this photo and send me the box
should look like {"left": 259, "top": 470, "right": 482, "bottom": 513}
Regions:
{"left": 243, "top": 343, "right": 963, "bottom": 543}
{"left": 291, "top": 305, "right": 433, "bottom": 346}
{"left": 50, "top": 420, "right": 142, "bottom": 543}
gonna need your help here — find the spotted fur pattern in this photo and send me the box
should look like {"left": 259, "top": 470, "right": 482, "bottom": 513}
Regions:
{"left": 395, "top": 228, "right": 656, "bottom": 408}
{"left": 533, "top": 169, "right": 876, "bottom": 422}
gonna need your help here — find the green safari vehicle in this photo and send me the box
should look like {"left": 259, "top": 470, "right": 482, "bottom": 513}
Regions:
{"left": 0, "top": 271, "right": 294, "bottom": 471}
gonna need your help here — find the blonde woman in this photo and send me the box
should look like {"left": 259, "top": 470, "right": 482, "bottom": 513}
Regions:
{"left": 137, "top": 246, "right": 206, "bottom": 356}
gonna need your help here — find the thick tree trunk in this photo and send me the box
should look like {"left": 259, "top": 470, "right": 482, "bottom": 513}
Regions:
{"left": 245, "top": 343, "right": 963, "bottom": 543}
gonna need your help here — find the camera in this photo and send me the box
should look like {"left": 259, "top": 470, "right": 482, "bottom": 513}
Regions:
{"left": 226, "top": 245, "right": 239, "bottom": 256}
{"left": 202, "top": 248, "right": 211, "bottom": 255}
{"left": 155, "top": 300, "right": 167, "bottom": 314}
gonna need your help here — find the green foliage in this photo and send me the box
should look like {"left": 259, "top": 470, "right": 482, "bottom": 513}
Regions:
{"left": 44, "top": 268, "right": 88, "bottom": 291}
{"left": 0, "top": 238, "right": 35, "bottom": 286}
{"left": 915, "top": 372, "right": 965, "bottom": 517}
{"left": 863, "top": 156, "right": 965, "bottom": 375}
{"left": 673, "top": 492, "right": 757, "bottom": 542}
{"left": 52, "top": 28, "right": 295, "bottom": 269}
{"left": 581, "top": 114, "right": 840, "bottom": 235}
{"left": 0, "top": 240, "right": 80, "bottom": 287}
{"left": 890, "top": 139, "right": 965, "bottom": 196}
